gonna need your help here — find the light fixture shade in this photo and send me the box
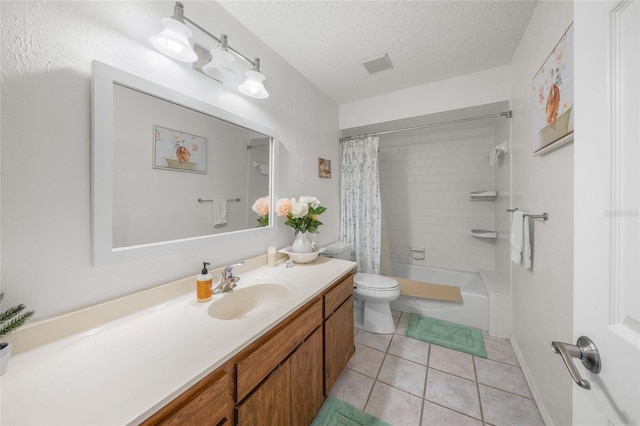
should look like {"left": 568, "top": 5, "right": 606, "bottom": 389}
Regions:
{"left": 202, "top": 39, "right": 238, "bottom": 84}
{"left": 150, "top": 18, "right": 198, "bottom": 63}
{"left": 238, "top": 70, "right": 269, "bottom": 99}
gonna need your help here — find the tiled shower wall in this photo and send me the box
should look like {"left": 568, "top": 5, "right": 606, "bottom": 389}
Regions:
{"left": 379, "top": 125, "right": 497, "bottom": 272}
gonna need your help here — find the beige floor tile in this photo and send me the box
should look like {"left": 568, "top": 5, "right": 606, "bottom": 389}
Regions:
{"left": 475, "top": 357, "right": 532, "bottom": 398}
{"left": 388, "top": 333, "right": 430, "bottom": 365}
{"left": 365, "top": 381, "right": 423, "bottom": 426}
{"left": 425, "top": 368, "right": 481, "bottom": 420}
{"left": 480, "top": 384, "right": 545, "bottom": 426}
{"left": 429, "top": 345, "right": 475, "bottom": 380}
{"left": 347, "top": 343, "right": 385, "bottom": 378}
{"left": 422, "top": 401, "right": 483, "bottom": 426}
{"left": 484, "top": 337, "right": 519, "bottom": 366}
{"left": 395, "top": 312, "right": 410, "bottom": 335}
{"left": 328, "top": 368, "right": 375, "bottom": 411}
{"left": 355, "top": 329, "right": 393, "bottom": 352}
{"left": 377, "top": 354, "right": 427, "bottom": 397}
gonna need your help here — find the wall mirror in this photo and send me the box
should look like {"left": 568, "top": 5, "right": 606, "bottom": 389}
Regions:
{"left": 92, "top": 61, "right": 278, "bottom": 266}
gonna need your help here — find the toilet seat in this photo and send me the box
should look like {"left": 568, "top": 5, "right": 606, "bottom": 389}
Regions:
{"left": 354, "top": 273, "right": 399, "bottom": 291}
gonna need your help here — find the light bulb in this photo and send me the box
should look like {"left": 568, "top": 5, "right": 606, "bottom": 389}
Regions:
{"left": 238, "top": 70, "right": 269, "bottom": 99}
{"left": 149, "top": 18, "right": 197, "bottom": 63}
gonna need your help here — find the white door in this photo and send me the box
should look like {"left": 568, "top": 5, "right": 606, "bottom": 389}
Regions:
{"left": 573, "top": 1, "right": 640, "bottom": 424}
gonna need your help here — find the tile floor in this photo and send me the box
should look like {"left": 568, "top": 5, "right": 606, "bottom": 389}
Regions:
{"left": 329, "top": 311, "right": 545, "bottom": 426}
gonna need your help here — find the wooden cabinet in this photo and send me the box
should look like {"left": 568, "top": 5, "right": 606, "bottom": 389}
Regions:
{"left": 144, "top": 270, "right": 355, "bottom": 426}
{"left": 236, "top": 300, "right": 322, "bottom": 401}
{"left": 141, "top": 369, "right": 233, "bottom": 426}
{"left": 236, "top": 327, "right": 324, "bottom": 426}
{"left": 324, "top": 275, "right": 355, "bottom": 394}
{"left": 236, "top": 363, "right": 291, "bottom": 426}
{"left": 290, "top": 327, "right": 324, "bottom": 425}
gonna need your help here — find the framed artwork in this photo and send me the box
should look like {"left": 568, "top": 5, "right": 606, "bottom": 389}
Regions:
{"left": 153, "top": 125, "right": 207, "bottom": 173}
{"left": 532, "top": 23, "right": 574, "bottom": 156}
{"left": 318, "top": 158, "right": 331, "bottom": 178}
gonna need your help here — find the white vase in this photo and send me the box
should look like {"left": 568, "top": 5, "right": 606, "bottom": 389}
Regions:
{"left": 291, "top": 231, "right": 314, "bottom": 253}
{"left": 0, "top": 342, "right": 12, "bottom": 376}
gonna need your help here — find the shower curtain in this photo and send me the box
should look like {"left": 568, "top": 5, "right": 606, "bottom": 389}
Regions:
{"left": 340, "top": 136, "right": 381, "bottom": 273}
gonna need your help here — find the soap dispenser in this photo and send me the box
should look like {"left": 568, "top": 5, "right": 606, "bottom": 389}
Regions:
{"left": 197, "top": 262, "right": 213, "bottom": 302}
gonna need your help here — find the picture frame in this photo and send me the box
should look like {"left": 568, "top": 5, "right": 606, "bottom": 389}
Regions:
{"left": 318, "top": 158, "right": 331, "bottom": 178}
{"left": 532, "top": 23, "right": 574, "bottom": 156}
{"left": 153, "top": 125, "right": 207, "bottom": 173}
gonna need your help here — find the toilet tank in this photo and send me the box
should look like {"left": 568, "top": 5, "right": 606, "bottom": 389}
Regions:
{"left": 320, "top": 242, "right": 352, "bottom": 260}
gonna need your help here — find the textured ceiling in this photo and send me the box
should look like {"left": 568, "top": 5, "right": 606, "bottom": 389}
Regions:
{"left": 218, "top": 1, "right": 538, "bottom": 105}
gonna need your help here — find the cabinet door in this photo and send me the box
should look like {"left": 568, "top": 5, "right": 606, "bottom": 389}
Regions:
{"left": 236, "top": 363, "right": 291, "bottom": 426}
{"left": 324, "top": 295, "right": 355, "bottom": 394}
{"left": 290, "top": 327, "right": 324, "bottom": 425}
{"left": 144, "top": 370, "right": 233, "bottom": 426}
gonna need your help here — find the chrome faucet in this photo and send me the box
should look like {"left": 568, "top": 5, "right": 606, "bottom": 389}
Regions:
{"left": 213, "top": 262, "right": 244, "bottom": 294}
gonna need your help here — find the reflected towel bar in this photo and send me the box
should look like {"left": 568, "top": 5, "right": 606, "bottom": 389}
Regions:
{"left": 198, "top": 198, "right": 241, "bottom": 203}
{"left": 507, "top": 208, "right": 548, "bottom": 221}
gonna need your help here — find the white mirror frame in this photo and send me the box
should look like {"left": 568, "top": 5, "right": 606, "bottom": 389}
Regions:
{"left": 91, "top": 61, "right": 278, "bottom": 266}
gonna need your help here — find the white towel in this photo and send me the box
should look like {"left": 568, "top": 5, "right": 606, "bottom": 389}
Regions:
{"left": 510, "top": 211, "right": 525, "bottom": 264}
{"left": 522, "top": 216, "right": 532, "bottom": 269}
{"left": 212, "top": 199, "right": 227, "bottom": 226}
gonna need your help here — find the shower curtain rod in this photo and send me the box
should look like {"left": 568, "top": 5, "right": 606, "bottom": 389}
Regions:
{"left": 339, "top": 110, "right": 512, "bottom": 143}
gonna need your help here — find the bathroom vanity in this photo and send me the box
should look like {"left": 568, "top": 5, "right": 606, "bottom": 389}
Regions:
{"left": 143, "top": 271, "right": 354, "bottom": 425}
{"left": 1, "top": 256, "right": 356, "bottom": 425}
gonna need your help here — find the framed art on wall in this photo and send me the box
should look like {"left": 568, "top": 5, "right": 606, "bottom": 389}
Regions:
{"left": 153, "top": 125, "right": 207, "bottom": 173}
{"left": 532, "top": 22, "right": 574, "bottom": 156}
{"left": 319, "top": 158, "right": 331, "bottom": 178}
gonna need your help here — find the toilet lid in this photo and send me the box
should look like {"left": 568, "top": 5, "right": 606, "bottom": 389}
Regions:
{"left": 354, "top": 273, "right": 399, "bottom": 291}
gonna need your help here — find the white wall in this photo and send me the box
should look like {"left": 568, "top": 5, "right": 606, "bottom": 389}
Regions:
{"left": 379, "top": 126, "right": 496, "bottom": 271}
{"left": 0, "top": 1, "right": 340, "bottom": 320}
{"left": 339, "top": 66, "right": 511, "bottom": 129}
{"left": 508, "top": 2, "right": 574, "bottom": 425}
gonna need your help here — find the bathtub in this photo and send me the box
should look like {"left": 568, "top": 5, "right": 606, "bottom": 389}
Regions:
{"left": 388, "top": 263, "right": 489, "bottom": 331}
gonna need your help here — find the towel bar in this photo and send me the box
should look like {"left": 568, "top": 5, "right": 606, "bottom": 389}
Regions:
{"left": 507, "top": 208, "right": 548, "bottom": 221}
{"left": 198, "top": 198, "right": 241, "bottom": 203}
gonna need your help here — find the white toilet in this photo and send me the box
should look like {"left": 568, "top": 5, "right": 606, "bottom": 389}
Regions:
{"left": 321, "top": 242, "right": 400, "bottom": 334}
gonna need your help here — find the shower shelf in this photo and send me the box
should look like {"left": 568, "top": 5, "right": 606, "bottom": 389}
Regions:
{"left": 470, "top": 229, "right": 498, "bottom": 239}
{"left": 470, "top": 191, "right": 498, "bottom": 201}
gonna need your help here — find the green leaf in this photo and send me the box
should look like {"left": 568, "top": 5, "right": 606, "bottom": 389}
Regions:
{"left": 0, "top": 310, "right": 34, "bottom": 337}
{"left": 0, "top": 304, "right": 25, "bottom": 323}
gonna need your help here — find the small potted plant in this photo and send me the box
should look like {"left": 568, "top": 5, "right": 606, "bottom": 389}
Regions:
{"left": 0, "top": 292, "right": 34, "bottom": 376}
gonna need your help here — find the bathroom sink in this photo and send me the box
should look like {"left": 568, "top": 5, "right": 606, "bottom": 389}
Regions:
{"left": 207, "top": 283, "right": 289, "bottom": 320}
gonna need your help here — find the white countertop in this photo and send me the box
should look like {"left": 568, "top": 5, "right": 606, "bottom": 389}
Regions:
{"left": 0, "top": 257, "right": 356, "bottom": 425}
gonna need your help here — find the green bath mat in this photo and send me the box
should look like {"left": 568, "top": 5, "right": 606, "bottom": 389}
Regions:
{"left": 405, "top": 314, "right": 487, "bottom": 358}
{"left": 311, "top": 396, "right": 390, "bottom": 426}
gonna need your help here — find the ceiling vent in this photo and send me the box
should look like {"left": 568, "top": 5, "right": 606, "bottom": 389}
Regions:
{"left": 362, "top": 53, "right": 394, "bottom": 74}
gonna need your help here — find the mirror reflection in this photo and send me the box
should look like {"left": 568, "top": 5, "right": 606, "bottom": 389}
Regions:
{"left": 112, "top": 83, "right": 271, "bottom": 248}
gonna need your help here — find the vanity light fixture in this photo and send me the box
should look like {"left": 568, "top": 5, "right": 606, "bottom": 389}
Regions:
{"left": 150, "top": 2, "right": 269, "bottom": 99}
{"left": 238, "top": 58, "right": 269, "bottom": 99}
{"left": 201, "top": 34, "right": 239, "bottom": 85}
{"left": 149, "top": 2, "right": 198, "bottom": 62}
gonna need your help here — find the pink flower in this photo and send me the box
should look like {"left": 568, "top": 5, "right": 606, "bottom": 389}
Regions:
{"left": 275, "top": 198, "right": 292, "bottom": 217}
{"left": 252, "top": 196, "right": 269, "bottom": 216}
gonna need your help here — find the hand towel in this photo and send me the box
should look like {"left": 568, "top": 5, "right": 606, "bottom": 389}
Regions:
{"left": 212, "top": 199, "right": 227, "bottom": 226}
{"left": 522, "top": 215, "right": 532, "bottom": 269}
{"left": 510, "top": 211, "right": 525, "bottom": 264}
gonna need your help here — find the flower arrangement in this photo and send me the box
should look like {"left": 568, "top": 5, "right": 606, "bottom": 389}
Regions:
{"left": 277, "top": 196, "right": 326, "bottom": 234}
{"left": 251, "top": 196, "right": 270, "bottom": 227}
{"left": 252, "top": 196, "right": 326, "bottom": 233}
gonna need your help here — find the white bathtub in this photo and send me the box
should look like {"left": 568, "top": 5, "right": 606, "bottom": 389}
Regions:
{"left": 389, "top": 263, "right": 489, "bottom": 331}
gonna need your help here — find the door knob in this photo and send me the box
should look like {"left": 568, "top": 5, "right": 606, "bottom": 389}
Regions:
{"left": 551, "top": 336, "right": 601, "bottom": 390}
